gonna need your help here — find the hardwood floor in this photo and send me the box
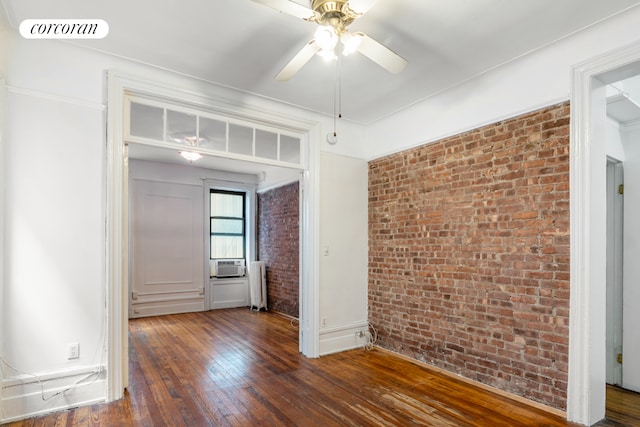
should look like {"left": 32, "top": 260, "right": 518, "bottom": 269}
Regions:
{"left": 4, "top": 309, "right": 585, "bottom": 426}
{"left": 593, "top": 385, "right": 640, "bottom": 426}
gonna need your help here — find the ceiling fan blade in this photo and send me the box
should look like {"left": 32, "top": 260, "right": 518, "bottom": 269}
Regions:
{"left": 250, "top": 0, "right": 315, "bottom": 20}
{"left": 355, "top": 32, "right": 408, "bottom": 74}
{"left": 347, "top": 0, "right": 378, "bottom": 15}
{"left": 275, "top": 40, "right": 320, "bottom": 81}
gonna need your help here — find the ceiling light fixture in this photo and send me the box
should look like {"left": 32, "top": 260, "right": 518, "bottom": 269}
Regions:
{"left": 179, "top": 150, "right": 203, "bottom": 163}
{"left": 314, "top": 26, "right": 338, "bottom": 50}
{"left": 314, "top": 26, "right": 338, "bottom": 61}
{"left": 340, "top": 31, "right": 362, "bottom": 56}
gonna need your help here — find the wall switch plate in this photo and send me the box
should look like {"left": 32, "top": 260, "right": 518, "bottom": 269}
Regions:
{"left": 68, "top": 342, "right": 80, "bottom": 360}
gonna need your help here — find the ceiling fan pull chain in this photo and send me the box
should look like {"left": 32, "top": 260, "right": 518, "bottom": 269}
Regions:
{"left": 338, "top": 53, "right": 343, "bottom": 120}
{"left": 333, "top": 56, "right": 339, "bottom": 138}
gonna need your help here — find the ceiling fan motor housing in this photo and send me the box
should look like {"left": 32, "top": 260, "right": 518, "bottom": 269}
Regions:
{"left": 311, "top": 0, "right": 356, "bottom": 29}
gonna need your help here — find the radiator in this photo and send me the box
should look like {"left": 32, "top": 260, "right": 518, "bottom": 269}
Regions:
{"left": 249, "top": 261, "right": 267, "bottom": 311}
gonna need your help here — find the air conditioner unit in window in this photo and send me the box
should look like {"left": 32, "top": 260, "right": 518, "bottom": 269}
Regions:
{"left": 214, "top": 259, "right": 246, "bottom": 278}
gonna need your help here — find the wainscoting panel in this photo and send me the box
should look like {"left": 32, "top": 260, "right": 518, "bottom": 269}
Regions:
{"left": 130, "top": 179, "right": 205, "bottom": 318}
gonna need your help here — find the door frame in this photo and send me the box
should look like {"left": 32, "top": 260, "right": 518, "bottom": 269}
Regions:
{"left": 105, "top": 70, "right": 321, "bottom": 401}
{"left": 568, "top": 41, "right": 640, "bottom": 425}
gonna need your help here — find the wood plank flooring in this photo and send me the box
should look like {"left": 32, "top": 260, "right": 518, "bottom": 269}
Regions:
{"left": 596, "top": 385, "right": 640, "bottom": 426}
{"left": 0, "top": 309, "right": 597, "bottom": 426}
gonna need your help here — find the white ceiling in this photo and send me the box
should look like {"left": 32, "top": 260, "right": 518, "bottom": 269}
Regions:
{"left": 4, "top": 0, "right": 640, "bottom": 125}
{"left": 4, "top": 0, "right": 640, "bottom": 181}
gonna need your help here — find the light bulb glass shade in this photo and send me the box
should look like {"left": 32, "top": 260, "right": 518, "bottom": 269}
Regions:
{"left": 179, "top": 150, "right": 203, "bottom": 162}
{"left": 314, "top": 26, "right": 338, "bottom": 51}
{"left": 341, "top": 31, "right": 362, "bottom": 56}
{"left": 317, "top": 48, "right": 337, "bottom": 62}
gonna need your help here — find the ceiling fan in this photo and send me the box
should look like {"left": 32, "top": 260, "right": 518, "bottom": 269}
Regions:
{"left": 251, "top": 0, "right": 408, "bottom": 81}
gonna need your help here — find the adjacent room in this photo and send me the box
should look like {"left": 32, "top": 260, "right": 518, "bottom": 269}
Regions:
{"left": 2, "top": 1, "right": 640, "bottom": 425}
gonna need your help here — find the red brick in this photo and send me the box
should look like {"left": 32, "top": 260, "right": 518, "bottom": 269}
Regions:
{"left": 257, "top": 182, "right": 299, "bottom": 317}
{"left": 368, "top": 102, "right": 570, "bottom": 411}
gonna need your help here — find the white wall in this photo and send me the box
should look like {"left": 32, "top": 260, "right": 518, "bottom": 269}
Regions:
{"left": 3, "top": 75, "right": 107, "bottom": 421}
{"left": 2, "top": 34, "right": 113, "bottom": 423}
{"left": 606, "top": 118, "right": 627, "bottom": 161}
{"left": 0, "top": 12, "right": 9, "bottom": 414}
{"left": 318, "top": 152, "right": 369, "bottom": 355}
{"left": 365, "top": 5, "right": 640, "bottom": 161}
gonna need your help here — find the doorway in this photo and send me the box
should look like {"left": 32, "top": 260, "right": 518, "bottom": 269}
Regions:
{"left": 105, "top": 71, "right": 321, "bottom": 402}
{"left": 604, "top": 73, "right": 640, "bottom": 400}
{"left": 568, "top": 42, "right": 640, "bottom": 425}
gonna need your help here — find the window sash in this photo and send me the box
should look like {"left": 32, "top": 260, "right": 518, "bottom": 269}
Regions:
{"left": 210, "top": 190, "right": 245, "bottom": 259}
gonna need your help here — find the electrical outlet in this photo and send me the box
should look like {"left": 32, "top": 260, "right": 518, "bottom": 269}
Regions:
{"left": 321, "top": 317, "right": 327, "bottom": 327}
{"left": 68, "top": 342, "right": 80, "bottom": 360}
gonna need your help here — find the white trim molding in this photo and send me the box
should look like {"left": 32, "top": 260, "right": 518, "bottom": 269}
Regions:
{"left": 0, "top": 75, "right": 6, "bottom": 421}
{"left": 1, "top": 365, "right": 106, "bottom": 423}
{"left": 319, "top": 320, "right": 370, "bottom": 356}
{"left": 568, "top": 40, "right": 640, "bottom": 425}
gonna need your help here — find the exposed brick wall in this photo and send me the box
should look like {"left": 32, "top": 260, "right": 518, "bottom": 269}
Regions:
{"left": 368, "top": 102, "right": 571, "bottom": 410}
{"left": 257, "top": 181, "right": 299, "bottom": 318}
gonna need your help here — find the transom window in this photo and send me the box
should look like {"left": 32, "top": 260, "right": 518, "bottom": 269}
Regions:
{"left": 210, "top": 190, "right": 245, "bottom": 260}
{"left": 126, "top": 96, "right": 303, "bottom": 166}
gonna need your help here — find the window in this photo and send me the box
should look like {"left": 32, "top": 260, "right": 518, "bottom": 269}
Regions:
{"left": 126, "top": 96, "right": 303, "bottom": 167}
{"left": 210, "top": 190, "right": 245, "bottom": 260}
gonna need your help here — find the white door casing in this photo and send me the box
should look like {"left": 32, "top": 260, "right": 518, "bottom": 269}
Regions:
{"left": 569, "top": 41, "right": 640, "bottom": 425}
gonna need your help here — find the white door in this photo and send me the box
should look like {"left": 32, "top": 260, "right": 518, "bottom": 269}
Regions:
{"left": 606, "top": 160, "right": 624, "bottom": 386}
{"left": 130, "top": 179, "right": 205, "bottom": 318}
{"left": 623, "top": 126, "right": 640, "bottom": 393}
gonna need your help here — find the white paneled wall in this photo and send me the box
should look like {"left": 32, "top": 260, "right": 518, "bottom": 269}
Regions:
{"left": 129, "top": 179, "right": 205, "bottom": 318}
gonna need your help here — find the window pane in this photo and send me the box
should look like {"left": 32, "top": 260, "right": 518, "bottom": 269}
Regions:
{"left": 130, "top": 102, "right": 163, "bottom": 140}
{"left": 166, "top": 109, "right": 197, "bottom": 145}
{"left": 211, "top": 218, "right": 243, "bottom": 234}
{"left": 211, "top": 193, "right": 243, "bottom": 217}
{"left": 199, "top": 117, "right": 226, "bottom": 151}
{"left": 211, "top": 236, "right": 243, "bottom": 259}
{"left": 228, "top": 123, "right": 253, "bottom": 156}
{"left": 255, "top": 129, "right": 278, "bottom": 160}
{"left": 280, "top": 135, "right": 300, "bottom": 164}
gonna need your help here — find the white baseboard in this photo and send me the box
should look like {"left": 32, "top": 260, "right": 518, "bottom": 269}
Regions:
{"left": 319, "top": 320, "right": 369, "bottom": 356}
{"left": 129, "top": 299, "right": 204, "bottom": 318}
{"left": 1, "top": 365, "right": 107, "bottom": 423}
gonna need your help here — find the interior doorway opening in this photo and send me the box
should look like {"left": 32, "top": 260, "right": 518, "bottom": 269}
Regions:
{"left": 569, "top": 42, "right": 640, "bottom": 425}
{"left": 106, "top": 71, "right": 321, "bottom": 402}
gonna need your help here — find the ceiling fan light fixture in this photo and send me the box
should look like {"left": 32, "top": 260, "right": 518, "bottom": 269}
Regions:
{"left": 314, "top": 25, "right": 338, "bottom": 51}
{"left": 178, "top": 150, "right": 203, "bottom": 162}
{"left": 317, "top": 48, "right": 337, "bottom": 62}
{"left": 341, "top": 31, "right": 362, "bottom": 56}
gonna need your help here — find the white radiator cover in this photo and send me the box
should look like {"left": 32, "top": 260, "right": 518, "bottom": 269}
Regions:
{"left": 249, "top": 261, "right": 267, "bottom": 310}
